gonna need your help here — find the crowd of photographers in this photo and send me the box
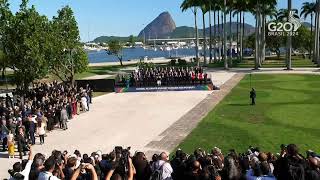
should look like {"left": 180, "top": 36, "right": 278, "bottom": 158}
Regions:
{"left": 0, "top": 81, "right": 93, "bottom": 159}
{"left": 7, "top": 143, "right": 320, "bottom": 180}
{"left": 117, "top": 66, "right": 210, "bottom": 87}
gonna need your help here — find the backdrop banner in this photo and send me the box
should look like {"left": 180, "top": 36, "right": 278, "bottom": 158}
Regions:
{"left": 115, "top": 84, "right": 218, "bottom": 93}
{"left": 76, "top": 79, "right": 115, "bottom": 92}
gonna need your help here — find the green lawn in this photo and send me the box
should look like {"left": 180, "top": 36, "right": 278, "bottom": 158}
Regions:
{"left": 177, "top": 74, "right": 320, "bottom": 155}
{"left": 207, "top": 55, "right": 317, "bottom": 68}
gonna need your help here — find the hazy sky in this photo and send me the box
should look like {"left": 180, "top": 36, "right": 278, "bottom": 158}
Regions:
{"left": 8, "top": 0, "right": 313, "bottom": 42}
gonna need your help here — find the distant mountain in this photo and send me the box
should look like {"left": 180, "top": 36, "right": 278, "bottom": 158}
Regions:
{"left": 93, "top": 11, "right": 256, "bottom": 42}
{"left": 169, "top": 26, "right": 195, "bottom": 38}
{"left": 93, "top": 36, "right": 141, "bottom": 43}
{"left": 138, "top": 12, "right": 176, "bottom": 39}
{"left": 302, "top": 22, "right": 312, "bottom": 28}
{"left": 169, "top": 22, "right": 255, "bottom": 38}
{"left": 93, "top": 22, "right": 255, "bottom": 43}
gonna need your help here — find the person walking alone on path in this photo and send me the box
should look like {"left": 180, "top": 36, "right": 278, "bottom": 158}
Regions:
{"left": 250, "top": 88, "right": 256, "bottom": 105}
{"left": 60, "top": 105, "right": 68, "bottom": 130}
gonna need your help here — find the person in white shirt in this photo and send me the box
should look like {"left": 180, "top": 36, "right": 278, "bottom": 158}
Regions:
{"left": 81, "top": 95, "right": 88, "bottom": 112}
{"left": 37, "top": 120, "right": 46, "bottom": 145}
{"left": 8, "top": 145, "right": 33, "bottom": 180}
{"left": 38, "top": 156, "right": 64, "bottom": 180}
{"left": 154, "top": 152, "right": 173, "bottom": 180}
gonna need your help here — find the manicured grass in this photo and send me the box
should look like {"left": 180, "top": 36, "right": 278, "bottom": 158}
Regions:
{"left": 208, "top": 55, "right": 317, "bottom": 68}
{"left": 177, "top": 74, "right": 320, "bottom": 154}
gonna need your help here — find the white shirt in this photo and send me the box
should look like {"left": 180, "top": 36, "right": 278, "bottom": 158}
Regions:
{"left": 155, "top": 160, "right": 173, "bottom": 180}
{"left": 37, "top": 122, "right": 46, "bottom": 135}
{"left": 9, "top": 160, "right": 32, "bottom": 180}
{"left": 81, "top": 97, "right": 87, "bottom": 104}
{"left": 38, "top": 171, "right": 60, "bottom": 180}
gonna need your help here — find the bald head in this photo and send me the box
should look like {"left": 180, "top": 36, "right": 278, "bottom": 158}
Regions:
{"left": 309, "top": 157, "right": 319, "bottom": 169}
{"left": 160, "top": 152, "right": 168, "bottom": 161}
{"left": 192, "top": 160, "right": 201, "bottom": 170}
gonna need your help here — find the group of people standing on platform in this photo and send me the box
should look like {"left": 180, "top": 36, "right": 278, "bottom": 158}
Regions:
{"left": 118, "top": 66, "right": 210, "bottom": 88}
{"left": 0, "top": 81, "right": 93, "bottom": 159}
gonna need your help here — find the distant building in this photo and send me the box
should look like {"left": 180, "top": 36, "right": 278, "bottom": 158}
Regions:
{"left": 134, "top": 42, "right": 144, "bottom": 47}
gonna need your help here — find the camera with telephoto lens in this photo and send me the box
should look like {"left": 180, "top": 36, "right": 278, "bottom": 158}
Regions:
{"left": 114, "top": 146, "right": 131, "bottom": 176}
{"left": 8, "top": 169, "right": 24, "bottom": 180}
{"left": 306, "top": 150, "right": 320, "bottom": 158}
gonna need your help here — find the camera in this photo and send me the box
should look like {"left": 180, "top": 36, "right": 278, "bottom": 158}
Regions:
{"left": 114, "top": 146, "right": 131, "bottom": 175}
{"left": 280, "top": 144, "right": 287, "bottom": 150}
{"left": 8, "top": 169, "right": 24, "bottom": 180}
{"left": 306, "top": 150, "right": 319, "bottom": 158}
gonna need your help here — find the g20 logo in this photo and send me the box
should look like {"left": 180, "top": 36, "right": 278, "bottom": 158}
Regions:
{"left": 267, "top": 10, "right": 301, "bottom": 36}
{"left": 268, "top": 22, "right": 297, "bottom": 32}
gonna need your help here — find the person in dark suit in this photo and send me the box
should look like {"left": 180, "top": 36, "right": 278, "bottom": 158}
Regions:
{"left": 28, "top": 115, "right": 36, "bottom": 145}
{"left": 250, "top": 88, "right": 256, "bottom": 105}
{"left": 1, "top": 119, "right": 9, "bottom": 151}
{"left": 17, "top": 127, "right": 28, "bottom": 159}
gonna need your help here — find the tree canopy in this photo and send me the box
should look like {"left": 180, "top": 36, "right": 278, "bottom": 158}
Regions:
{"left": 107, "top": 40, "right": 124, "bottom": 66}
{"left": 50, "top": 6, "right": 88, "bottom": 85}
{"left": 0, "top": 0, "right": 88, "bottom": 90}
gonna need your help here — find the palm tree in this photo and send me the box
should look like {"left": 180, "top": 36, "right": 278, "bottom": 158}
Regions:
{"left": 226, "top": 1, "right": 233, "bottom": 67}
{"left": 247, "top": 0, "right": 261, "bottom": 69}
{"left": 315, "top": 0, "right": 320, "bottom": 66}
{"left": 213, "top": 4, "right": 217, "bottom": 63}
{"left": 223, "top": 0, "right": 228, "bottom": 69}
{"left": 200, "top": 2, "right": 209, "bottom": 65}
{"left": 233, "top": 0, "right": 250, "bottom": 62}
{"left": 213, "top": 1, "right": 223, "bottom": 62}
{"left": 277, "top": 6, "right": 299, "bottom": 70}
{"left": 260, "top": 2, "right": 277, "bottom": 65}
{"left": 248, "top": 0, "right": 277, "bottom": 69}
{"left": 181, "top": 0, "right": 201, "bottom": 66}
{"left": 277, "top": 7, "right": 299, "bottom": 69}
{"left": 300, "top": 2, "right": 316, "bottom": 59}
{"left": 208, "top": 1, "right": 213, "bottom": 63}
{"left": 277, "top": 8, "right": 299, "bottom": 21}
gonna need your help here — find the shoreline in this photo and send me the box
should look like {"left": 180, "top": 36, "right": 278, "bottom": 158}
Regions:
{"left": 88, "top": 56, "right": 194, "bottom": 67}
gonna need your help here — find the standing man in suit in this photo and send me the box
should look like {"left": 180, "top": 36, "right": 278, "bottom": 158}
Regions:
{"left": 17, "top": 127, "right": 28, "bottom": 159}
{"left": 250, "top": 88, "right": 256, "bottom": 105}
{"left": 1, "top": 119, "right": 9, "bottom": 151}
{"left": 28, "top": 115, "right": 36, "bottom": 145}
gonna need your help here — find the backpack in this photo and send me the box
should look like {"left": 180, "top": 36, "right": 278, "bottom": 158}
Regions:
{"left": 12, "top": 172, "right": 24, "bottom": 180}
{"left": 150, "top": 163, "right": 165, "bottom": 180}
{"left": 288, "top": 161, "right": 305, "bottom": 180}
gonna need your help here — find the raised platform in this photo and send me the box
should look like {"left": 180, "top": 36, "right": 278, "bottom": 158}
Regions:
{"left": 115, "top": 84, "right": 217, "bottom": 93}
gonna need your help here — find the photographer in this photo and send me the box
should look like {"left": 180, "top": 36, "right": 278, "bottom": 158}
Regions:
{"left": 105, "top": 156, "right": 135, "bottom": 180}
{"left": 306, "top": 157, "right": 320, "bottom": 180}
{"left": 152, "top": 152, "right": 173, "bottom": 180}
{"left": 38, "top": 156, "right": 64, "bottom": 180}
{"left": 70, "top": 163, "right": 98, "bottom": 180}
{"left": 8, "top": 145, "right": 33, "bottom": 180}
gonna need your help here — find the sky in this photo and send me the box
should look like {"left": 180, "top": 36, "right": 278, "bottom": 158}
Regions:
{"left": 8, "top": 0, "right": 314, "bottom": 42}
